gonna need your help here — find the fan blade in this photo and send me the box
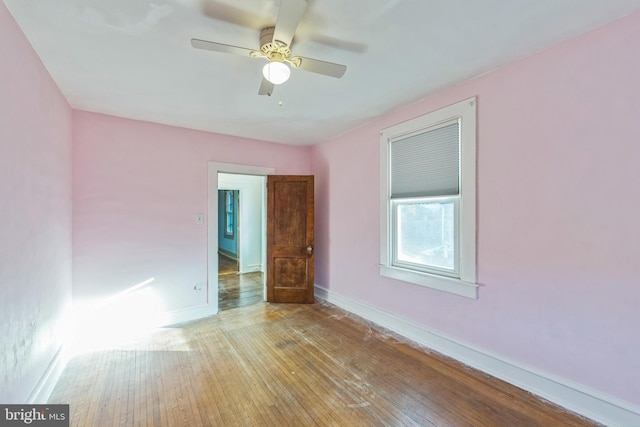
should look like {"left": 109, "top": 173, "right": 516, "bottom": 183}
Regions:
{"left": 273, "top": 0, "right": 307, "bottom": 46}
{"left": 258, "top": 78, "right": 274, "bottom": 96}
{"left": 308, "top": 34, "right": 368, "bottom": 54}
{"left": 200, "top": 2, "right": 267, "bottom": 31}
{"left": 297, "top": 57, "right": 346, "bottom": 78}
{"left": 190, "top": 38, "right": 254, "bottom": 57}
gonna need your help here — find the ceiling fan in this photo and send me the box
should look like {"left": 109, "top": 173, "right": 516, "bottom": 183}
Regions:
{"left": 191, "top": 0, "right": 347, "bottom": 96}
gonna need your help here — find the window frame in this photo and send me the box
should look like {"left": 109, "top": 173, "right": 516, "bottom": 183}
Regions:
{"left": 379, "top": 97, "right": 478, "bottom": 299}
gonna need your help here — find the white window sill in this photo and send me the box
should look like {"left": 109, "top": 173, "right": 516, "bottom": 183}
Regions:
{"left": 380, "top": 265, "right": 478, "bottom": 299}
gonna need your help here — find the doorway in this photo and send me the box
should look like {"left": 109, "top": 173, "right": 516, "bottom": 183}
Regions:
{"left": 216, "top": 185, "right": 261, "bottom": 311}
{"left": 208, "top": 163, "right": 275, "bottom": 315}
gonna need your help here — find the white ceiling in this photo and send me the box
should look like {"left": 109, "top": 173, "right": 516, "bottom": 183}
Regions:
{"left": 5, "top": 0, "right": 640, "bottom": 146}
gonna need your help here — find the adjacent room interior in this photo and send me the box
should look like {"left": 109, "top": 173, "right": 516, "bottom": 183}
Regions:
{"left": 2, "top": 0, "right": 640, "bottom": 425}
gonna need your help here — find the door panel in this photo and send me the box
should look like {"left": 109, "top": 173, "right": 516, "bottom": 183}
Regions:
{"left": 267, "top": 175, "right": 314, "bottom": 303}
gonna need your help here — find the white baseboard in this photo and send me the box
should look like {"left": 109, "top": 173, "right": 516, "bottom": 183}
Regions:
{"left": 218, "top": 250, "right": 237, "bottom": 261}
{"left": 240, "top": 264, "right": 262, "bottom": 274}
{"left": 27, "top": 346, "right": 67, "bottom": 404}
{"left": 315, "top": 285, "right": 640, "bottom": 427}
{"left": 162, "top": 303, "right": 217, "bottom": 326}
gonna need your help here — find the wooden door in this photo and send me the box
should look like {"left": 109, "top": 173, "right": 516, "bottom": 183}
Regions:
{"left": 266, "top": 175, "right": 314, "bottom": 303}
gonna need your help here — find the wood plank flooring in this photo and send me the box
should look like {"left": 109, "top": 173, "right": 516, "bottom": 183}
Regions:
{"left": 217, "top": 251, "right": 264, "bottom": 312}
{"left": 218, "top": 253, "right": 238, "bottom": 276}
{"left": 218, "top": 271, "right": 264, "bottom": 312}
{"left": 49, "top": 302, "right": 598, "bottom": 427}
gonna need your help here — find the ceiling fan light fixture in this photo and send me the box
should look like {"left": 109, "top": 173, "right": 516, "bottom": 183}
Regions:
{"left": 263, "top": 61, "right": 290, "bottom": 85}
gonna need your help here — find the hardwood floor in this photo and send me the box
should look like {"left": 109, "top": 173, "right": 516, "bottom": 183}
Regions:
{"left": 218, "top": 271, "right": 264, "bottom": 312}
{"left": 218, "top": 253, "right": 238, "bottom": 276}
{"left": 49, "top": 302, "right": 597, "bottom": 426}
{"left": 217, "top": 251, "right": 263, "bottom": 312}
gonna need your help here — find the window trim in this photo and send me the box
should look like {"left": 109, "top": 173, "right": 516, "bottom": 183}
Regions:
{"left": 379, "top": 97, "right": 478, "bottom": 299}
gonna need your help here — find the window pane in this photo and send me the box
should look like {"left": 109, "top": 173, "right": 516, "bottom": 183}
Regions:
{"left": 396, "top": 201, "right": 455, "bottom": 271}
{"left": 226, "top": 213, "right": 233, "bottom": 235}
{"left": 226, "top": 191, "right": 233, "bottom": 213}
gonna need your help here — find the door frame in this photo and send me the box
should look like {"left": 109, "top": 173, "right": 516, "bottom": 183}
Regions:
{"left": 207, "top": 162, "right": 275, "bottom": 314}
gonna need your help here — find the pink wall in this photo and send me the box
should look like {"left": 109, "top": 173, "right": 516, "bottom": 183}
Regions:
{"left": 312, "top": 10, "right": 640, "bottom": 405}
{"left": 0, "top": 2, "right": 73, "bottom": 403}
{"left": 72, "top": 111, "right": 310, "bottom": 313}
{"left": 4, "top": 0, "right": 638, "bottom": 408}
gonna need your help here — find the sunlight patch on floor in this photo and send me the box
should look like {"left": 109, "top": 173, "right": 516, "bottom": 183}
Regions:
{"left": 67, "top": 278, "right": 193, "bottom": 354}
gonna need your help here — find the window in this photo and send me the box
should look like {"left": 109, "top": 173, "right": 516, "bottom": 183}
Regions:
{"left": 224, "top": 190, "right": 234, "bottom": 238}
{"left": 380, "top": 97, "right": 477, "bottom": 298}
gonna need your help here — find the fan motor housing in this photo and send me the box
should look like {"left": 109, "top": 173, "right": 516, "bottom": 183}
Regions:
{"left": 259, "top": 27, "right": 292, "bottom": 62}
{"left": 259, "top": 27, "right": 276, "bottom": 47}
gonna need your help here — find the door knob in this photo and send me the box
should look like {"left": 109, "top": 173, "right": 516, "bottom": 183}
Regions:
{"left": 306, "top": 245, "right": 313, "bottom": 254}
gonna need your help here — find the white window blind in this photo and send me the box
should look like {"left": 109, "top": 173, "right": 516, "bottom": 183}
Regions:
{"left": 390, "top": 121, "right": 460, "bottom": 199}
